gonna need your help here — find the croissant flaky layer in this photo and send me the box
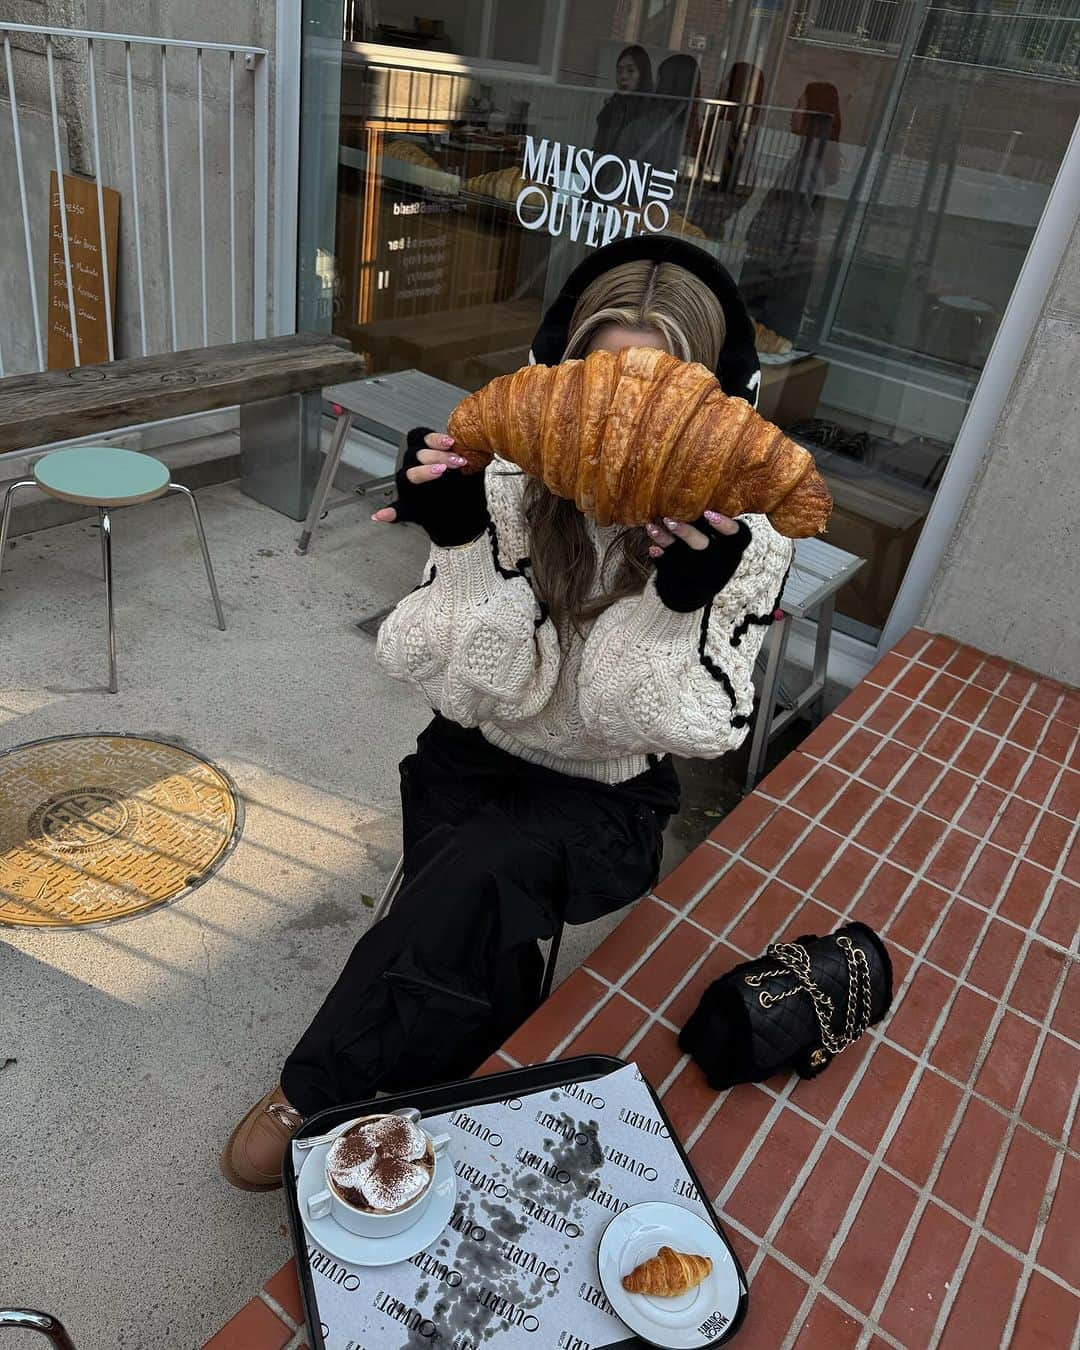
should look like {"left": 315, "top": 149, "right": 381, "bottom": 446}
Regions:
{"left": 447, "top": 347, "right": 832, "bottom": 535}
{"left": 622, "top": 1245, "right": 713, "bottom": 1296}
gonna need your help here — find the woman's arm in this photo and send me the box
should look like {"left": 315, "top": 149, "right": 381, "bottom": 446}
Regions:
{"left": 376, "top": 441, "right": 560, "bottom": 725}
{"left": 579, "top": 513, "right": 794, "bottom": 759}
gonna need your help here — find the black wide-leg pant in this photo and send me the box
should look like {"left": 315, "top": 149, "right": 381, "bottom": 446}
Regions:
{"left": 281, "top": 716, "right": 680, "bottom": 1115}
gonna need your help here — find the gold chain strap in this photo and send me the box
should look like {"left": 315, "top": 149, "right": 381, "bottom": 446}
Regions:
{"left": 744, "top": 934, "right": 873, "bottom": 1057}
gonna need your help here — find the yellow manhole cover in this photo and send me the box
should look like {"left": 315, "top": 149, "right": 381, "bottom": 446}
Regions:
{"left": 0, "top": 734, "right": 240, "bottom": 928}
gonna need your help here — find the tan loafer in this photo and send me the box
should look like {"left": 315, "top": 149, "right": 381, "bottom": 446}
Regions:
{"left": 220, "top": 1085, "right": 301, "bottom": 1191}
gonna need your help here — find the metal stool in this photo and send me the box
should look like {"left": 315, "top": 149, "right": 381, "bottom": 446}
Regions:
{"left": 0, "top": 446, "right": 225, "bottom": 693}
{"left": 745, "top": 535, "right": 865, "bottom": 790}
{"left": 371, "top": 855, "right": 566, "bottom": 1002}
{"left": 297, "top": 371, "right": 466, "bottom": 555}
{"left": 0, "top": 1309, "right": 77, "bottom": 1348}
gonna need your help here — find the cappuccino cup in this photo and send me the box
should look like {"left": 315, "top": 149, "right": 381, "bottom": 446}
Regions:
{"left": 307, "top": 1109, "right": 451, "bottom": 1238}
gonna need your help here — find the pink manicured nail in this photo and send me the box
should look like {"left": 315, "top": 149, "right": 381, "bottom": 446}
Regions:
{"left": 704, "top": 510, "right": 722, "bottom": 522}
{"left": 663, "top": 518, "right": 680, "bottom": 530}
{"left": 437, "top": 434, "right": 455, "bottom": 447}
{"left": 449, "top": 455, "right": 467, "bottom": 466}
{"left": 430, "top": 463, "right": 447, "bottom": 475}
{"left": 648, "top": 545, "right": 663, "bottom": 558}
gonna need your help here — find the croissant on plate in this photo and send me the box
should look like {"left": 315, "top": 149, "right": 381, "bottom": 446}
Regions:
{"left": 448, "top": 346, "right": 831, "bottom": 536}
{"left": 622, "top": 1246, "right": 713, "bottom": 1296}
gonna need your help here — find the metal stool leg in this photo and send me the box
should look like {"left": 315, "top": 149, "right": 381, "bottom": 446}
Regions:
{"left": 297, "top": 410, "right": 354, "bottom": 555}
{"left": 745, "top": 615, "right": 792, "bottom": 792}
{"left": 99, "top": 507, "right": 118, "bottom": 694}
{"left": 370, "top": 852, "right": 564, "bottom": 1000}
{"left": 168, "top": 484, "right": 225, "bottom": 630}
{"left": 0, "top": 1309, "right": 77, "bottom": 1349}
{"left": 539, "top": 920, "right": 564, "bottom": 1001}
{"left": 0, "top": 479, "right": 35, "bottom": 577}
{"left": 371, "top": 855, "right": 405, "bottom": 923}
{"left": 809, "top": 594, "right": 835, "bottom": 725}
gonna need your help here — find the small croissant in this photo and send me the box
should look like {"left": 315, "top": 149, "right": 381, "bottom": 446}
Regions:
{"left": 621, "top": 1245, "right": 713, "bottom": 1296}
{"left": 448, "top": 346, "right": 830, "bottom": 536}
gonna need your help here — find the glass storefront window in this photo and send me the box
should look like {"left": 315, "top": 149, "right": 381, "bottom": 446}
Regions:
{"left": 298, "top": 0, "right": 1080, "bottom": 644}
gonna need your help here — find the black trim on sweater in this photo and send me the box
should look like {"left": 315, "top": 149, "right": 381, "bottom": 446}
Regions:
{"left": 697, "top": 606, "right": 752, "bottom": 729}
{"left": 485, "top": 521, "right": 550, "bottom": 630}
{"left": 730, "top": 563, "right": 792, "bottom": 649}
{"left": 410, "top": 564, "right": 437, "bottom": 594}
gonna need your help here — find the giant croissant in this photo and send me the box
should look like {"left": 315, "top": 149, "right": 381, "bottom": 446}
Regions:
{"left": 447, "top": 347, "right": 831, "bottom": 535}
{"left": 622, "top": 1246, "right": 713, "bottom": 1296}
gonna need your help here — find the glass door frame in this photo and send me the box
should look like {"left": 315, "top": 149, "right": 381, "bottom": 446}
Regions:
{"left": 879, "top": 111, "right": 1080, "bottom": 653}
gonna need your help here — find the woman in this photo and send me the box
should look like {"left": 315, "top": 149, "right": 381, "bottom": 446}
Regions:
{"left": 742, "top": 82, "right": 842, "bottom": 342}
{"left": 221, "top": 235, "right": 792, "bottom": 1190}
{"left": 593, "top": 44, "right": 654, "bottom": 165}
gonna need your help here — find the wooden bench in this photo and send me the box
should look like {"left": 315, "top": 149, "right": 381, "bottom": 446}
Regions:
{"left": 0, "top": 334, "right": 364, "bottom": 520}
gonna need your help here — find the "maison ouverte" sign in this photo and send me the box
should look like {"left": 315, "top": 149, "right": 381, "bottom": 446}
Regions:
{"left": 514, "top": 135, "right": 678, "bottom": 246}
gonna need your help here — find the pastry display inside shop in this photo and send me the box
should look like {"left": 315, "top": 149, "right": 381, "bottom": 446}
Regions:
{"left": 753, "top": 319, "right": 793, "bottom": 355}
{"left": 383, "top": 139, "right": 441, "bottom": 172}
{"left": 448, "top": 345, "right": 832, "bottom": 536}
{"left": 622, "top": 1246, "right": 713, "bottom": 1297}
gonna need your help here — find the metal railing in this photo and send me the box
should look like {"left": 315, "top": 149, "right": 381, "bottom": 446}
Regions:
{"left": 0, "top": 22, "right": 270, "bottom": 378}
{"left": 791, "top": 0, "right": 1080, "bottom": 79}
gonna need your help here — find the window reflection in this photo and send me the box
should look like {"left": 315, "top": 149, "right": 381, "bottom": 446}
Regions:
{"left": 305, "top": 0, "right": 1080, "bottom": 640}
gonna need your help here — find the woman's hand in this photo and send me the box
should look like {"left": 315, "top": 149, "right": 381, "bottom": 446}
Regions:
{"left": 372, "top": 432, "right": 467, "bottom": 522}
{"left": 646, "top": 511, "right": 741, "bottom": 556}
{"left": 373, "top": 428, "right": 489, "bottom": 548}
{"left": 647, "top": 510, "right": 752, "bottom": 614}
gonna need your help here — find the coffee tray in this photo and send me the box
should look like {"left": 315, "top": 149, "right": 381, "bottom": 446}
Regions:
{"left": 283, "top": 1055, "right": 749, "bottom": 1349}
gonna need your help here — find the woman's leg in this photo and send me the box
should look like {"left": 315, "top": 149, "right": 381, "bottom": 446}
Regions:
{"left": 280, "top": 808, "right": 561, "bottom": 1114}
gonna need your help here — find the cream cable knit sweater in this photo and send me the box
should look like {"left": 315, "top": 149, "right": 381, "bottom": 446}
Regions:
{"left": 377, "top": 465, "right": 795, "bottom": 785}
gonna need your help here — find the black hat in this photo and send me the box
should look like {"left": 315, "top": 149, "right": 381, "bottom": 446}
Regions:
{"left": 530, "top": 235, "right": 760, "bottom": 406}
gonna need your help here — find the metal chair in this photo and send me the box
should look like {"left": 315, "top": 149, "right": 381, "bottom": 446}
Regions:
{"left": 0, "top": 446, "right": 225, "bottom": 693}
{"left": 0, "top": 1309, "right": 77, "bottom": 1349}
{"left": 371, "top": 855, "right": 566, "bottom": 1002}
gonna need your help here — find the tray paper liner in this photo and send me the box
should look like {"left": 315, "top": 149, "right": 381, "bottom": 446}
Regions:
{"left": 295, "top": 1063, "right": 739, "bottom": 1349}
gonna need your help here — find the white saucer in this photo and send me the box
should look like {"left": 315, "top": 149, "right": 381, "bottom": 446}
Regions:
{"left": 297, "top": 1137, "right": 457, "bottom": 1267}
{"left": 597, "top": 1202, "right": 744, "bottom": 1348}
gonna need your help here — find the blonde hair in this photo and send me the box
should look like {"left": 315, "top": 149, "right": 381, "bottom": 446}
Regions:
{"left": 527, "top": 258, "right": 726, "bottom": 633}
{"left": 563, "top": 260, "right": 726, "bottom": 370}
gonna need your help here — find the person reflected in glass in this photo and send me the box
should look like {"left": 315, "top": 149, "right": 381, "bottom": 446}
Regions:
{"left": 741, "top": 82, "right": 843, "bottom": 346}
{"left": 645, "top": 53, "right": 703, "bottom": 177}
{"left": 714, "top": 62, "right": 766, "bottom": 198}
{"left": 594, "top": 44, "right": 655, "bottom": 166}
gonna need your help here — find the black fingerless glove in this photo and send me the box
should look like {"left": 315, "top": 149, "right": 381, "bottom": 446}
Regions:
{"left": 389, "top": 427, "right": 490, "bottom": 548}
{"left": 654, "top": 517, "right": 752, "bottom": 613}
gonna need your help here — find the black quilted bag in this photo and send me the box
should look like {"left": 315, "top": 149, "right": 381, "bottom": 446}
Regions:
{"left": 678, "top": 922, "right": 893, "bottom": 1090}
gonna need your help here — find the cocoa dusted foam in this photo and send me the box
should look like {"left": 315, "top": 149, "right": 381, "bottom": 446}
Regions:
{"left": 326, "top": 1114, "right": 433, "bottom": 1213}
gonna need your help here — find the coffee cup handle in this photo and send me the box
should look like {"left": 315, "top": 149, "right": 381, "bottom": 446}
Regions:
{"left": 307, "top": 1189, "right": 333, "bottom": 1220}
{"left": 429, "top": 1132, "right": 451, "bottom": 1154}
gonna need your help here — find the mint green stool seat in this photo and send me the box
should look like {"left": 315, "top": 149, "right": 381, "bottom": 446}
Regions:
{"left": 33, "top": 446, "right": 171, "bottom": 507}
{"left": 0, "top": 445, "right": 225, "bottom": 693}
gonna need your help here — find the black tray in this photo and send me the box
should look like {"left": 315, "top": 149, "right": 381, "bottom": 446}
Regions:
{"left": 284, "top": 1055, "right": 749, "bottom": 1349}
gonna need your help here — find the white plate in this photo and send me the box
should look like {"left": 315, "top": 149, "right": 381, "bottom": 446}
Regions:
{"left": 598, "top": 1202, "right": 744, "bottom": 1348}
{"left": 297, "top": 1130, "right": 457, "bottom": 1268}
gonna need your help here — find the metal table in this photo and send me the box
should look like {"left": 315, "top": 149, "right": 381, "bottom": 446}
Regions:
{"left": 297, "top": 369, "right": 467, "bottom": 554}
{"left": 746, "top": 535, "right": 865, "bottom": 790}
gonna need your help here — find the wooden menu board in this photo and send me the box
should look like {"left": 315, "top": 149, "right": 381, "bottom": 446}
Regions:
{"left": 47, "top": 171, "right": 120, "bottom": 370}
